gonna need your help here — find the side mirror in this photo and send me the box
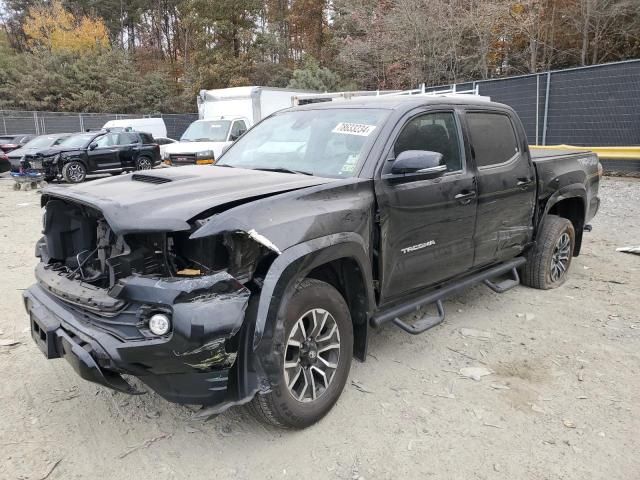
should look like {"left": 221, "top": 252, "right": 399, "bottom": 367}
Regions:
{"left": 390, "top": 150, "right": 446, "bottom": 176}
{"left": 89, "top": 142, "right": 98, "bottom": 150}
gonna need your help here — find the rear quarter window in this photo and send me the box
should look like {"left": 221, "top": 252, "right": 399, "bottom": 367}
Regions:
{"left": 139, "top": 133, "right": 154, "bottom": 144}
{"left": 467, "top": 112, "right": 519, "bottom": 167}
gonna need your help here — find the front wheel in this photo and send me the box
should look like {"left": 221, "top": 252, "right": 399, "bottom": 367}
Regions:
{"left": 521, "top": 214, "right": 575, "bottom": 289}
{"left": 62, "top": 161, "right": 86, "bottom": 183}
{"left": 247, "top": 278, "right": 353, "bottom": 429}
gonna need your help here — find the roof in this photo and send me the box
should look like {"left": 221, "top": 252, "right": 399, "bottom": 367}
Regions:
{"left": 289, "top": 94, "right": 508, "bottom": 112}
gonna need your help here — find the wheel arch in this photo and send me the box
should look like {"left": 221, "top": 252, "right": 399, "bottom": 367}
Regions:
{"left": 539, "top": 187, "right": 586, "bottom": 256}
{"left": 253, "top": 233, "right": 375, "bottom": 364}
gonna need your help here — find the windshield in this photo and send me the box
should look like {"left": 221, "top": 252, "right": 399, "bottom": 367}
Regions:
{"left": 58, "top": 134, "right": 95, "bottom": 149}
{"left": 22, "top": 135, "right": 65, "bottom": 149}
{"left": 181, "top": 120, "right": 231, "bottom": 142}
{"left": 217, "top": 109, "right": 388, "bottom": 178}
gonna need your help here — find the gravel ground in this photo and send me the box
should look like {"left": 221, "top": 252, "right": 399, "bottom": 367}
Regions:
{"left": 0, "top": 176, "right": 638, "bottom": 480}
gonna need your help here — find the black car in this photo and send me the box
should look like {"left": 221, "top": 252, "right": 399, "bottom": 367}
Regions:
{"left": 24, "top": 130, "right": 161, "bottom": 183}
{"left": 0, "top": 134, "right": 36, "bottom": 153}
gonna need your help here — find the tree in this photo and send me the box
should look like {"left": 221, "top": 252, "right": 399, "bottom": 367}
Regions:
{"left": 287, "top": 56, "right": 344, "bottom": 91}
{"left": 23, "top": 0, "right": 109, "bottom": 53}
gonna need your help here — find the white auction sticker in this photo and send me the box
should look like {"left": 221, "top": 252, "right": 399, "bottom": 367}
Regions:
{"left": 332, "top": 122, "right": 376, "bottom": 136}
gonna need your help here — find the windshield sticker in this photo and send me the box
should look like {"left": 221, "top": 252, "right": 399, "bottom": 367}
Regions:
{"left": 340, "top": 155, "right": 359, "bottom": 174}
{"left": 332, "top": 122, "right": 376, "bottom": 136}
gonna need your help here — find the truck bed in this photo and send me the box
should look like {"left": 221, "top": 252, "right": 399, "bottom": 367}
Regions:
{"left": 530, "top": 147, "right": 600, "bottom": 226}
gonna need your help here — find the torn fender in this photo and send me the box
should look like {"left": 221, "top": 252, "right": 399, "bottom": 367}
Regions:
{"left": 250, "top": 232, "right": 375, "bottom": 366}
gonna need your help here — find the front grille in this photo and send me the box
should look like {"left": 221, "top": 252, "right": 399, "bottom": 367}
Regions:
{"left": 169, "top": 154, "right": 196, "bottom": 165}
{"left": 27, "top": 159, "right": 43, "bottom": 170}
{"left": 131, "top": 173, "right": 171, "bottom": 184}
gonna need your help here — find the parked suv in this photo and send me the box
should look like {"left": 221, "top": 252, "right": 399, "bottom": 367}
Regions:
{"left": 24, "top": 130, "right": 160, "bottom": 183}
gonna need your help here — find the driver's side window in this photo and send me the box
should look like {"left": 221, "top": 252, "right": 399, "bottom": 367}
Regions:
{"left": 94, "top": 133, "right": 117, "bottom": 148}
{"left": 391, "top": 112, "right": 462, "bottom": 173}
{"left": 230, "top": 120, "right": 247, "bottom": 141}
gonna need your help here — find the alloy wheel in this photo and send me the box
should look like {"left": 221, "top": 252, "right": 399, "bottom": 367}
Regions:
{"left": 137, "top": 157, "right": 152, "bottom": 170}
{"left": 67, "top": 163, "right": 85, "bottom": 182}
{"left": 283, "top": 308, "right": 341, "bottom": 403}
{"left": 550, "top": 232, "right": 571, "bottom": 282}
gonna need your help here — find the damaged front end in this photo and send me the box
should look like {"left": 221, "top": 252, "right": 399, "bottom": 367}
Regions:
{"left": 25, "top": 196, "right": 277, "bottom": 407}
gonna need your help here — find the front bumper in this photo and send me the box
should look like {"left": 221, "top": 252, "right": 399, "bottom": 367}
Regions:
{"left": 24, "top": 270, "right": 252, "bottom": 406}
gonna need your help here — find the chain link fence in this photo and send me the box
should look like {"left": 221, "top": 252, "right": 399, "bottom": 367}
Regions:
{"left": 0, "top": 111, "right": 199, "bottom": 140}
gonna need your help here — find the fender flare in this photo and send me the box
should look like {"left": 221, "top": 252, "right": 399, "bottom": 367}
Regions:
{"left": 252, "top": 232, "right": 375, "bottom": 350}
{"left": 539, "top": 183, "right": 587, "bottom": 228}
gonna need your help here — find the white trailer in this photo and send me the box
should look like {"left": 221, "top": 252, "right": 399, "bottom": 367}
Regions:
{"left": 164, "top": 86, "right": 311, "bottom": 166}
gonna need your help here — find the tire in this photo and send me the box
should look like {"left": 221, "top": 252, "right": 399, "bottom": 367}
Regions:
{"left": 521, "top": 214, "right": 575, "bottom": 289}
{"left": 62, "top": 161, "right": 86, "bottom": 183}
{"left": 136, "top": 156, "right": 153, "bottom": 170}
{"left": 247, "top": 278, "right": 353, "bottom": 429}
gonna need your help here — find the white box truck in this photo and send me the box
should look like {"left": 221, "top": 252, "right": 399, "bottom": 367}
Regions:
{"left": 163, "top": 86, "right": 311, "bottom": 166}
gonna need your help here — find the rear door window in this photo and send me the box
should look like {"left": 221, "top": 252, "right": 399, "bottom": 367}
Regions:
{"left": 118, "top": 132, "right": 140, "bottom": 145}
{"left": 466, "top": 112, "right": 519, "bottom": 167}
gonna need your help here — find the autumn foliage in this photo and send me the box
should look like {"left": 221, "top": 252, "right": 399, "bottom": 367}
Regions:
{"left": 23, "top": 1, "right": 109, "bottom": 53}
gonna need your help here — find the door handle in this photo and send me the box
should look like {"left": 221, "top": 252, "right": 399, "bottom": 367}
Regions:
{"left": 454, "top": 191, "right": 476, "bottom": 205}
{"left": 517, "top": 177, "right": 533, "bottom": 187}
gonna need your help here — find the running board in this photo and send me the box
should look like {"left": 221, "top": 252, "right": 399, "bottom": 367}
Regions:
{"left": 392, "top": 300, "right": 445, "bottom": 335}
{"left": 483, "top": 267, "right": 520, "bottom": 293}
{"left": 371, "top": 257, "right": 526, "bottom": 332}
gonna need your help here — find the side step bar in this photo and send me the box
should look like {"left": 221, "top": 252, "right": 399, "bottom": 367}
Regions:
{"left": 371, "top": 257, "right": 527, "bottom": 334}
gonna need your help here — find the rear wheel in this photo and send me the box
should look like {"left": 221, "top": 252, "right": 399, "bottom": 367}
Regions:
{"left": 247, "top": 278, "right": 353, "bottom": 429}
{"left": 136, "top": 156, "right": 153, "bottom": 170}
{"left": 62, "top": 161, "right": 86, "bottom": 183}
{"left": 521, "top": 214, "right": 575, "bottom": 289}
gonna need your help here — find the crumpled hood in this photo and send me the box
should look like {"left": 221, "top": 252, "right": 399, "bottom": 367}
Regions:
{"left": 42, "top": 166, "right": 334, "bottom": 234}
{"left": 26, "top": 147, "right": 83, "bottom": 159}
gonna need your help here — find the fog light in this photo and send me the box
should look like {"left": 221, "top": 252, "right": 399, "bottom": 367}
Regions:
{"left": 149, "top": 313, "right": 171, "bottom": 335}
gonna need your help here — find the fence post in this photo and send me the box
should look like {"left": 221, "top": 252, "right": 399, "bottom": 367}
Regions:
{"left": 33, "top": 111, "right": 39, "bottom": 135}
{"left": 542, "top": 71, "right": 551, "bottom": 146}
{"left": 535, "top": 74, "right": 540, "bottom": 145}
{"left": 1, "top": 112, "right": 6, "bottom": 134}
{"left": 79, "top": 114, "right": 84, "bottom": 132}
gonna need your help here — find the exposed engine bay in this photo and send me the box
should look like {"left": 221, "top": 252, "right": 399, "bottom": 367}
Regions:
{"left": 38, "top": 198, "right": 274, "bottom": 294}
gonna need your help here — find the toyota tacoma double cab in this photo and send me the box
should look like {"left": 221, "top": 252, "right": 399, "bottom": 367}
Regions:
{"left": 24, "top": 96, "right": 601, "bottom": 428}
{"left": 23, "top": 130, "right": 160, "bottom": 183}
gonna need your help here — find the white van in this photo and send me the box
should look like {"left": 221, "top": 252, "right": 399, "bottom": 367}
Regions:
{"left": 102, "top": 118, "right": 167, "bottom": 138}
{"left": 163, "top": 86, "right": 311, "bottom": 166}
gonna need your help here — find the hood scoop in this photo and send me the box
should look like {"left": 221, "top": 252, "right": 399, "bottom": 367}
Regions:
{"left": 131, "top": 173, "right": 172, "bottom": 184}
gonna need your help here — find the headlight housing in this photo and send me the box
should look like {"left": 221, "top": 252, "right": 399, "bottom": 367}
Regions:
{"left": 196, "top": 150, "right": 215, "bottom": 165}
{"left": 196, "top": 150, "right": 214, "bottom": 158}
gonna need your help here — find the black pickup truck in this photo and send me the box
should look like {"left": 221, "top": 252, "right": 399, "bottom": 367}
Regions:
{"left": 23, "top": 96, "right": 600, "bottom": 429}
{"left": 23, "top": 130, "right": 160, "bottom": 183}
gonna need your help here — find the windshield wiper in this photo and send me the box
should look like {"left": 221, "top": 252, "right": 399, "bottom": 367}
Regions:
{"left": 252, "top": 167, "right": 314, "bottom": 176}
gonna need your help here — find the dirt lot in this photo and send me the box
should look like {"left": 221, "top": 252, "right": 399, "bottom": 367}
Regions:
{"left": 0, "top": 176, "right": 638, "bottom": 480}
